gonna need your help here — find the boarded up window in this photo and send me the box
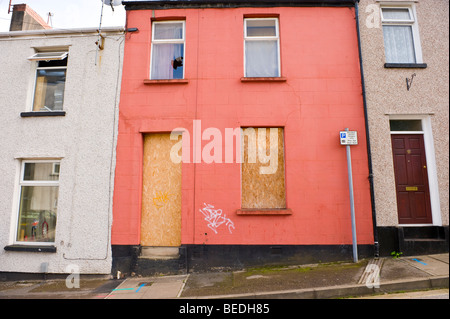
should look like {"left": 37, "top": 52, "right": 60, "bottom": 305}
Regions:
{"left": 241, "top": 127, "right": 286, "bottom": 209}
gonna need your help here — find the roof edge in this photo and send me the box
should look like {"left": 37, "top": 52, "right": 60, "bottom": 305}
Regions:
{"left": 0, "top": 26, "right": 125, "bottom": 39}
{"left": 123, "top": 0, "right": 358, "bottom": 10}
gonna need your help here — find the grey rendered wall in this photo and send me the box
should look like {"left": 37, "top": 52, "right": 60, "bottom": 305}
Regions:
{"left": 0, "top": 29, "right": 124, "bottom": 274}
{"left": 358, "top": 0, "right": 449, "bottom": 226}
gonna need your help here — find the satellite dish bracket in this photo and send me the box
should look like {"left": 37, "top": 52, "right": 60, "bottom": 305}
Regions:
{"left": 96, "top": 34, "right": 105, "bottom": 50}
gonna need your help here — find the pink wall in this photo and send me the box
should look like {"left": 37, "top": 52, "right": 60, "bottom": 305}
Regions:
{"left": 112, "top": 6, "right": 374, "bottom": 246}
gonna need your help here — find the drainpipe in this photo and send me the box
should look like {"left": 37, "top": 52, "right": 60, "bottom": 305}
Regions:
{"left": 354, "top": 0, "right": 379, "bottom": 257}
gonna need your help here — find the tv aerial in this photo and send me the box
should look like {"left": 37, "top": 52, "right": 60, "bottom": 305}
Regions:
{"left": 95, "top": 0, "right": 122, "bottom": 65}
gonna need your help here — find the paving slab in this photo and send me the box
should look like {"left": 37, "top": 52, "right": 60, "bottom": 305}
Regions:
{"left": 429, "top": 253, "right": 449, "bottom": 265}
{"left": 106, "top": 274, "right": 188, "bottom": 299}
{"left": 401, "top": 255, "right": 449, "bottom": 276}
{"left": 380, "top": 257, "right": 430, "bottom": 282}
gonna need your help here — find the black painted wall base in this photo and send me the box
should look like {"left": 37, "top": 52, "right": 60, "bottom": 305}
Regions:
{"left": 112, "top": 244, "right": 374, "bottom": 277}
{"left": 0, "top": 272, "right": 110, "bottom": 281}
{"left": 377, "top": 226, "right": 449, "bottom": 257}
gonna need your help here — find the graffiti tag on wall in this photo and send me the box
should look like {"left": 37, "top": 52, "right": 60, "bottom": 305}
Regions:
{"left": 199, "top": 203, "right": 235, "bottom": 234}
{"left": 152, "top": 191, "right": 171, "bottom": 208}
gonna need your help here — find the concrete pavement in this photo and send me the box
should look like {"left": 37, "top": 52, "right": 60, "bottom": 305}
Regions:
{"left": 0, "top": 253, "right": 448, "bottom": 299}
{"left": 103, "top": 253, "right": 448, "bottom": 299}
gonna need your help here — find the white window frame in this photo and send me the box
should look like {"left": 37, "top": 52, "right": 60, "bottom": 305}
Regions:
{"left": 243, "top": 17, "right": 281, "bottom": 77}
{"left": 380, "top": 4, "right": 423, "bottom": 63}
{"left": 150, "top": 20, "right": 186, "bottom": 80}
{"left": 28, "top": 51, "right": 68, "bottom": 61}
{"left": 14, "top": 160, "right": 60, "bottom": 245}
{"left": 28, "top": 51, "right": 68, "bottom": 112}
{"left": 52, "top": 162, "right": 60, "bottom": 176}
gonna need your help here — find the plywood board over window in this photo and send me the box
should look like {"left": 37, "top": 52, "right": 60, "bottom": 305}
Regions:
{"left": 241, "top": 127, "right": 286, "bottom": 209}
{"left": 141, "top": 133, "right": 182, "bottom": 247}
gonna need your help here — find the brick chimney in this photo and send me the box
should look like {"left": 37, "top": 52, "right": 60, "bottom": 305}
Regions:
{"left": 9, "top": 4, "right": 51, "bottom": 31}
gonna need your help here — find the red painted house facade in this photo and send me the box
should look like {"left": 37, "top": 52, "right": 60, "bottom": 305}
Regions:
{"left": 112, "top": 0, "right": 375, "bottom": 275}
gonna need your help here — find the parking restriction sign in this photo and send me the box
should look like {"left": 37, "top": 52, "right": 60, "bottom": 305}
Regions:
{"left": 340, "top": 131, "right": 358, "bottom": 145}
{"left": 340, "top": 128, "right": 358, "bottom": 262}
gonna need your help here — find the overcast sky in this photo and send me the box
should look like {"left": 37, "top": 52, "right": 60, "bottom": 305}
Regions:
{"left": 0, "top": 0, "right": 126, "bottom": 32}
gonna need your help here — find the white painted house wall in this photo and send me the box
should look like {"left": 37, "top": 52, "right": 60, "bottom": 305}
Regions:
{"left": 0, "top": 27, "right": 124, "bottom": 275}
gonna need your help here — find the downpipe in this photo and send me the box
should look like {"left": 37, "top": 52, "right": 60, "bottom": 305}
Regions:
{"left": 354, "top": 0, "right": 379, "bottom": 257}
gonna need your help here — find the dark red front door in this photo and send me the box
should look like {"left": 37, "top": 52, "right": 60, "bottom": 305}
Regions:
{"left": 391, "top": 134, "right": 432, "bottom": 224}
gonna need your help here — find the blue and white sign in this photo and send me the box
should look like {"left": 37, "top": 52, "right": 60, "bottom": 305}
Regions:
{"left": 340, "top": 131, "right": 358, "bottom": 145}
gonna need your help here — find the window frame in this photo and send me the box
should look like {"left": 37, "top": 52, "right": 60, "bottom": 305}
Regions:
{"left": 380, "top": 4, "right": 423, "bottom": 64}
{"left": 28, "top": 51, "right": 68, "bottom": 61}
{"left": 14, "top": 160, "right": 60, "bottom": 246}
{"left": 150, "top": 20, "right": 186, "bottom": 80}
{"left": 239, "top": 127, "right": 287, "bottom": 211}
{"left": 243, "top": 17, "right": 281, "bottom": 78}
{"left": 28, "top": 51, "right": 68, "bottom": 112}
{"left": 52, "top": 162, "right": 61, "bottom": 176}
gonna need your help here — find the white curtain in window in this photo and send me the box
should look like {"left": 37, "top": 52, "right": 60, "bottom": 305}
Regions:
{"left": 245, "top": 40, "right": 278, "bottom": 77}
{"left": 151, "top": 43, "right": 183, "bottom": 79}
{"left": 151, "top": 23, "right": 184, "bottom": 79}
{"left": 382, "top": 8, "right": 411, "bottom": 20}
{"left": 383, "top": 25, "right": 416, "bottom": 63}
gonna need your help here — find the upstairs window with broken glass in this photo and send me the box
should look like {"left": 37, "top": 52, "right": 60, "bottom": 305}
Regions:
{"left": 151, "top": 21, "right": 185, "bottom": 80}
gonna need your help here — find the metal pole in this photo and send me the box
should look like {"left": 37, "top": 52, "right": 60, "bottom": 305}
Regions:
{"left": 345, "top": 128, "right": 358, "bottom": 263}
{"left": 95, "top": 3, "right": 104, "bottom": 65}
